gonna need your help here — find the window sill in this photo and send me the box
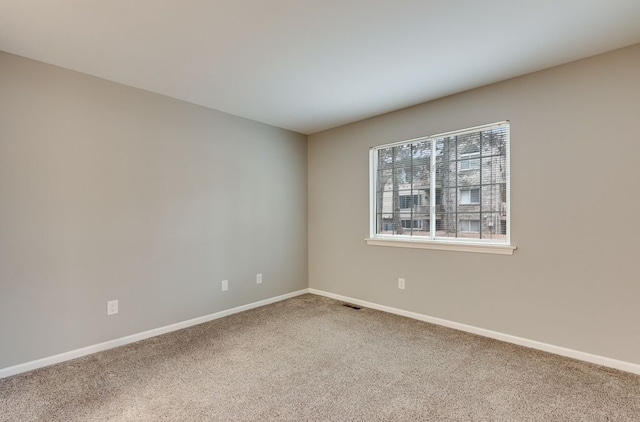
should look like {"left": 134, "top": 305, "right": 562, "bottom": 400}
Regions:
{"left": 365, "top": 238, "right": 516, "bottom": 255}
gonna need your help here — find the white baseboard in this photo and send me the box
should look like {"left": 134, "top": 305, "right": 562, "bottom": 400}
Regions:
{"left": 0, "top": 289, "right": 310, "bottom": 379}
{"left": 4, "top": 288, "right": 638, "bottom": 378}
{"left": 308, "top": 288, "right": 640, "bottom": 376}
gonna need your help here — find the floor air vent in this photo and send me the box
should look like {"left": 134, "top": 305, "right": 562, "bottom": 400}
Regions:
{"left": 342, "top": 304, "right": 362, "bottom": 310}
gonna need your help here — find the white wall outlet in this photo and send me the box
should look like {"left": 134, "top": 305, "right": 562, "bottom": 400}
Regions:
{"left": 256, "top": 273, "right": 262, "bottom": 284}
{"left": 221, "top": 280, "right": 229, "bottom": 292}
{"left": 398, "top": 278, "right": 406, "bottom": 290}
{"left": 107, "top": 300, "right": 118, "bottom": 316}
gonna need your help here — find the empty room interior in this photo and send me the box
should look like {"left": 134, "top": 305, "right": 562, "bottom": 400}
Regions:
{"left": 1, "top": 1, "right": 640, "bottom": 420}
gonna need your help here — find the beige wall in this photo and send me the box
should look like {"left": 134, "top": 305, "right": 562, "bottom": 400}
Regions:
{"left": 308, "top": 44, "right": 640, "bottom": 365}
{"left": 2, "top": 43, "right": 638, "bottom": 372}
{"left": 0, "top": 52, "right": 308, "bottom": 369}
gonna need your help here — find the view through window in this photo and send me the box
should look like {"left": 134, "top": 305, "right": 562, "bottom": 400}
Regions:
{"left": 370, "top": 122, "right": 510, "bottom": 244}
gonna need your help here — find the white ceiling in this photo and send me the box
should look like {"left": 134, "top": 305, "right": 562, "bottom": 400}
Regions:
{"left": 1, "top": 1, "right": 640, "bottom": 134}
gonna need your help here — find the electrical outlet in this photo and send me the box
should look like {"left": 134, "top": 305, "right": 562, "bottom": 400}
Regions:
{"left": 107, "top": 300, "right": 118, "bottom": 315}
{"left": 256, "top": 273, "right": 262, "bottom": 284}
{"left": 398, "top": 278, "right": 405, "bottom": 290}
{"left": 221, "top": 280, "right": 228, "bottom": 292}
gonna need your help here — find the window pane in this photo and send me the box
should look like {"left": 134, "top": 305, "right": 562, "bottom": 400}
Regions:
{"left": 457, "top": 133, "right": 480, "bottom": 157}
{"left": 377, "top": 168, "right": 393, "bottom": 193}
{"left": 436, "top": 211, "right": 457, "bottom": 237}
{"left": 412, "top": 164, "right": 429, "bottom": 186}
{"left": 460, "top": 152, "right": 480, "bottom": 171}
{"left": 436, "top": 138, "right": 456, "bottom": 188}
{"left": 460, "top": 188, "right": 479, "bottom": 204}
{"left": 481, "top": 186, "right": 499, "bottom": 212}
{"left": 458, "top": 216, "right": 481, "bottom": 239}
{"left": 470, "top": 188, "right": 480, "bottom": 203}
{"left": 480, "top": 212, "right": 505, "bottom": 240}
{"left": 394, "top": 167, "right": 412, "bottom": 184}
{"left": 377, "top": 147, "right": 394, "bottom": 169}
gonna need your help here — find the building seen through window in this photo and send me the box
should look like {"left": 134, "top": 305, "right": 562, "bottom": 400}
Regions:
{"left": 371, "top": 122, "right": 509, "bottom": 243}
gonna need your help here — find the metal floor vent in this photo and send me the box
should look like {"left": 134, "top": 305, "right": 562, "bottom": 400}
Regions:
{"left": 342, "top": 303, "right": 362, "bottom": 310}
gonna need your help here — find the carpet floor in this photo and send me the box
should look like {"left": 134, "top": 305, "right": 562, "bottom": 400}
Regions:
{"left": 1, "top": 294, "right": 639, "bottom": 421}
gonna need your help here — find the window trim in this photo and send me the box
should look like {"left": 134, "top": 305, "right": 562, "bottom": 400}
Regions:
{"left": 365, "top": 237, "right": 516, "bottom": 255}
{"left": 367, "top": 121, "right": 514, "bottom": 254}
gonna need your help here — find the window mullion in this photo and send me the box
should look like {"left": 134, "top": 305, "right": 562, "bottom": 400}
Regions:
{"left": 479, "top": 133, "right": 483, "bottom": 238}
{"left": 410, "top": 143, "right": 414, "bottom": 236}
{"left": 430, "top": 139, "right": 436, "bottom": 239}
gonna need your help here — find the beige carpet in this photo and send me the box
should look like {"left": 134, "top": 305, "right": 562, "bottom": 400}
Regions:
{"left": 1, "top": 294, "right": 639, "bottom": 421}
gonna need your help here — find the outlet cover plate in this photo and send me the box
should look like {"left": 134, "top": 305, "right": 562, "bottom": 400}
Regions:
{"left": 107, "top": 300, "right": 118, "bottom": 315}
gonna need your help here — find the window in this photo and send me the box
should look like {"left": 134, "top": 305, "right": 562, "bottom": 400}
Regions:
{"left": 460, "top": 152, "right": 480, "bottom": 170}
{"left": 399, "top": 194, "right": 422, "bottom": 209}
{"left": 459, "top": 219, "right": 480, "bottom": 232}
{"left": 401, "top": 219, "right": 426, "bottom": 229}
{"left": 368, "top": 121, "right": 513, "bottom": 254}
{"left": 460, "top": 188, "right": 480, "bottom": 204}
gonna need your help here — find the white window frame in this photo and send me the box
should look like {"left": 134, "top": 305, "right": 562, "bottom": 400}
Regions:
{"left": 366, "top": 121, "right": 515, "bottom": 255}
